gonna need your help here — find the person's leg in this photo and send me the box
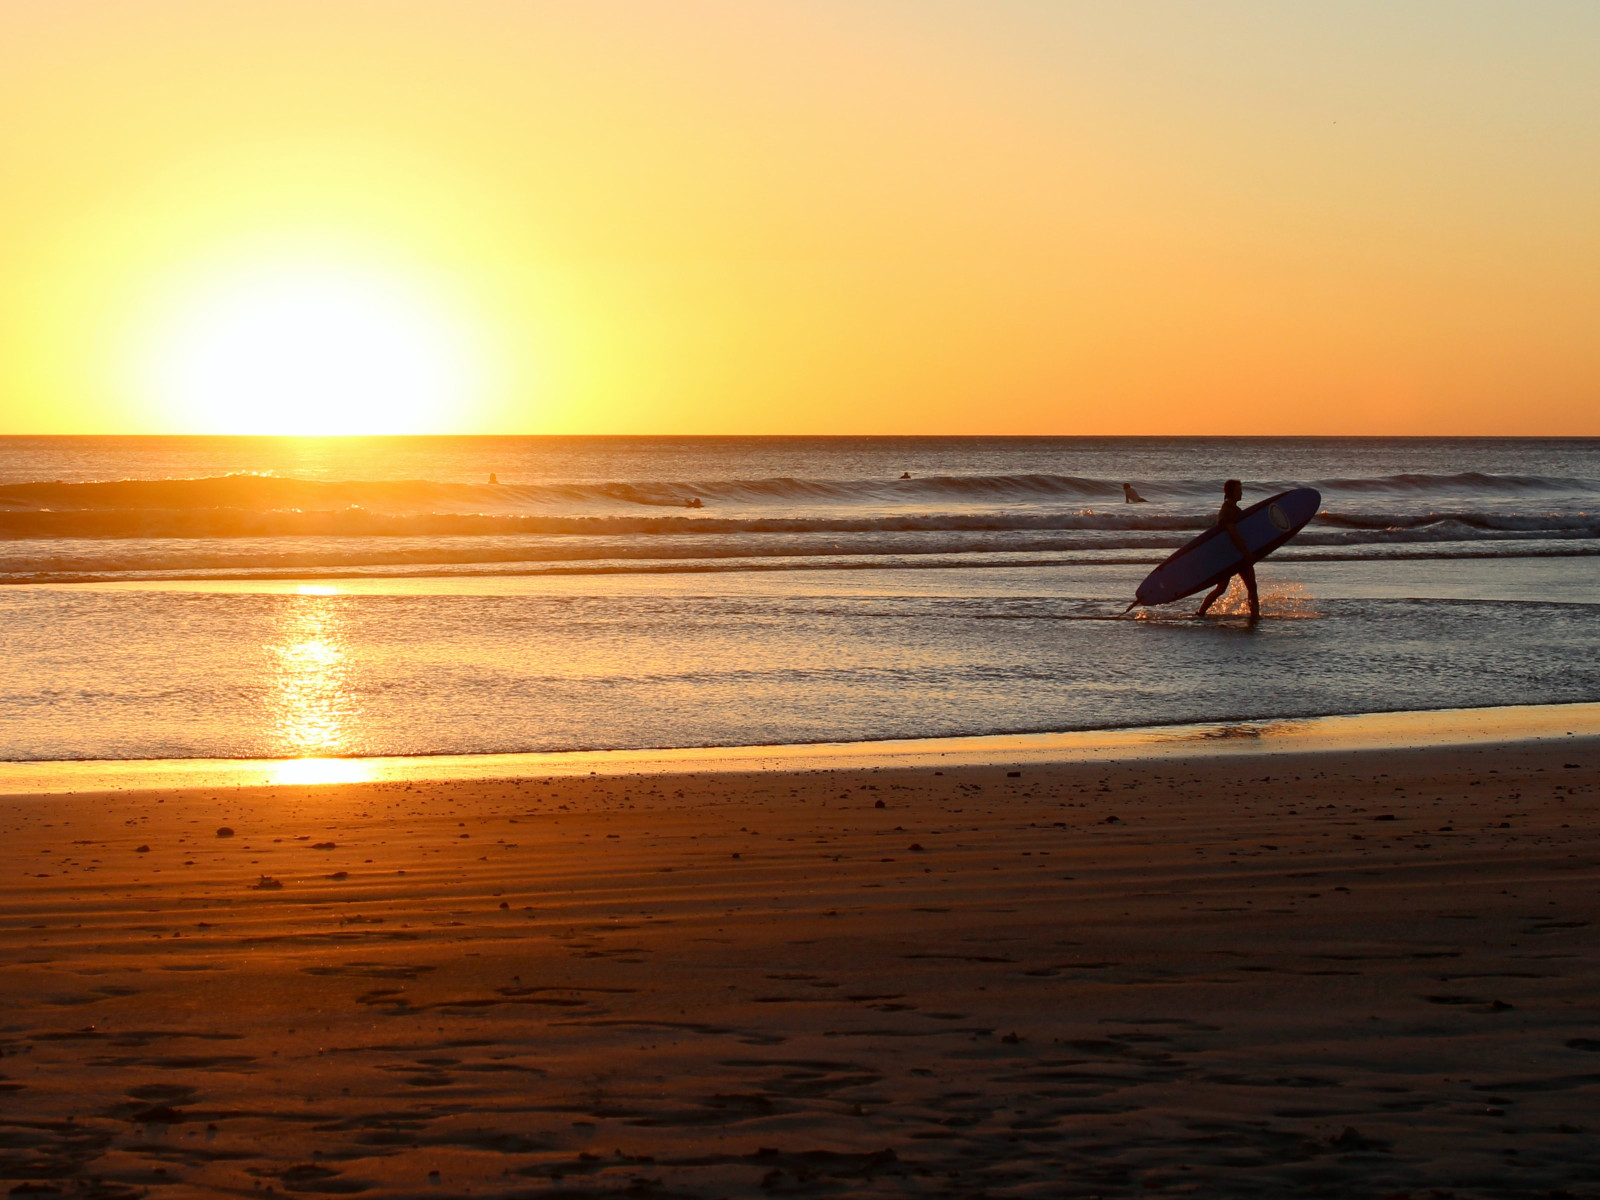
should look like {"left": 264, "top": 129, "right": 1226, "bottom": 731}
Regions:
{"left": 1195, "top": 576, "right": 1231, "bottom": 616}
{"left": 1241, "top": 562, "right": 1259, "bottom": 618}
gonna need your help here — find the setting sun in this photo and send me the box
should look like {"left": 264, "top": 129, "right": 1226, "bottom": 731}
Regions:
{"left": 140, "top": 259, "right": 487, "bottom": 435}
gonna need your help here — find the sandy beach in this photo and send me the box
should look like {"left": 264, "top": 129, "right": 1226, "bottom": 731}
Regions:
{"left": 3, "top": 737, "right": 1598, "bottom": 1198}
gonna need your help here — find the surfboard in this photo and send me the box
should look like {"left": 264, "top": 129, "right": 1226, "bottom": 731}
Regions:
{"left": 1132, "top": 487, "right": 1321, "bottom": 608}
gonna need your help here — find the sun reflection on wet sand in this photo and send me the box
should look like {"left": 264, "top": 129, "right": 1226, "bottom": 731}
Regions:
{"left": 2, "top": 700, "right": 1599, "bottom": 795}
{"left": 266, "top": 591, "right": 360, "bottom": 759}
{"left": 271, "top": 757, "right": 374, "bottom": 786}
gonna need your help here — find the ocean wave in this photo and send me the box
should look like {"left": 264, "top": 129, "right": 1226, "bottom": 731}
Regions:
{"left": 4, "top": 540, "right": 1598, "bottom": 586}
{"left": 0, "top": 530, "right": 1214, "bottom": 575}
{"left": 2, "top": 467, "right": 1596, "bottom": 584}
{"left": 1, "top": 519, "right": 1595, "bottom": 581}
{"left": 4, "top": 469, "right": 1596, "bottom": 529}
{"left": 1314, "top": 511, "right": 1600, "bottom": 533}
{"left": 3, "top": 466, "right": 1598, "bottom": 545}
{"left": 2, "top": 502, "right": 1595, "bottom": 543}
{"left": 0, "top": 471, "right": 1121, "bottom": 516}
{"left": 0, "top": 506, "right": 1222, "bottom": 540}
{"left": 1312, "top": 471, "right": 1597, "bottom": 494}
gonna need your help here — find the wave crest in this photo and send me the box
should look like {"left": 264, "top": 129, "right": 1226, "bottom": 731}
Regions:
{"left": 5, "top": 467, "right": 1594, "bottom": 529}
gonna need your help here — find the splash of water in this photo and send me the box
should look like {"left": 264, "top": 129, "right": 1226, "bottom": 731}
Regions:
{"left": 1207, "top": 577, "right": 1320, "bottom": 618}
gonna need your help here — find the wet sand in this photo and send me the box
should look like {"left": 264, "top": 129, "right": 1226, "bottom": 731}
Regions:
{"left": 3, "top": 741, "right": 1599, "bottom": 1197}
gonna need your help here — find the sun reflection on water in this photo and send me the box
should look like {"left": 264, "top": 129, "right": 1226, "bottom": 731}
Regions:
{"left": 265, "top": 591, "right": 360, "bottom": 759}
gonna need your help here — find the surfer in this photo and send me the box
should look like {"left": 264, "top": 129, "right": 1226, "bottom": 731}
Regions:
{"left": 1122, "top": 483, "right": 1146, "bottom": 503}
{"left": 1195, "top": 479, "right": 1259, "bottom": 619}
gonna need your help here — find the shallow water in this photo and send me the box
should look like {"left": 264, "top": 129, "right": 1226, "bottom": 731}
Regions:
{"left": 3, "top": 557, "right": 1597, "bottom": 761}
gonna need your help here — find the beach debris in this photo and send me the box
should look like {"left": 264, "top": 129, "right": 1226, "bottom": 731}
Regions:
{"left": 216, "top": 826, "right": 235, "bottom": 837}
{"left": 134, "top": 844, "right": 150, "bottom": 853}
{"left": 908, "top": 843, "right": 925, "bottom": 852}
{"left": 311, "top": 841, "right": 336, "bottom": 850}
{"left": 253, "top": 875, "right": 283, "bottom": 890}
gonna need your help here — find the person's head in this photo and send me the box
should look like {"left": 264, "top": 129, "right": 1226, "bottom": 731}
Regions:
{"left": 1224, "top": 479, "right": 1242, "bottom": 500}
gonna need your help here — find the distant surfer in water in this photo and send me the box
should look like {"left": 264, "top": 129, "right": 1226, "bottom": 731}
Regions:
{"left": 1122, "top": 483, "right": 1146, "bottom": 503}
{"left": 1195, "top": 479, "right": 1259, "bottom": 619}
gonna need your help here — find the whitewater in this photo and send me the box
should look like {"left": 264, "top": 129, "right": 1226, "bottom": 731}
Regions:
{"left": 2, "top": 436, "right": 1598, "bottom": 761}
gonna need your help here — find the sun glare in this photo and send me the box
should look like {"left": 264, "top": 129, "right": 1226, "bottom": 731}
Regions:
{"left": 145, "top": 260, "right": 484, "bottom": 435}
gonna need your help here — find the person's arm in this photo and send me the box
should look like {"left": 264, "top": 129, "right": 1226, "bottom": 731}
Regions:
{"left": 1220, "top": 505, "right": 1249, "bottom": 556}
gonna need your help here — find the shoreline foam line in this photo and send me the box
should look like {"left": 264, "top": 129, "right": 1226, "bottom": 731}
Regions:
{"left": 3, "top": 700, "right": 1598, "bottom": 795}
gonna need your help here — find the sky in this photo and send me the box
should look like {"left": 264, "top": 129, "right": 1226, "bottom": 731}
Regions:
{"left": 2, "top": 0, "right": 1598, "bottom": 436}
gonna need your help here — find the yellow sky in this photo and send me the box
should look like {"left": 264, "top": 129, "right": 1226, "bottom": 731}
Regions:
{"left": 2, "top": 0, "right": 1598, "bottom": 435}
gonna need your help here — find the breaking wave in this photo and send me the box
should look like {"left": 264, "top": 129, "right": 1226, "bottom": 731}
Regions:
{"left": 3, "top": 467, "right": 1596, "bottom": 525}
{"left": 1, "top": 504, "right": 1596, "bottom": 544}
{"left": 1, "top": 465, "right": 1595, "bottom": 581}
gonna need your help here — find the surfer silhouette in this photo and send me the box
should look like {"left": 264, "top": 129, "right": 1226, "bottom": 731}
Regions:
{"left": 1122, "top": 483, "right": 1146, "bottom": 503}
{"left": 1194, "top": 479, "right": 1259, "bottom": 619}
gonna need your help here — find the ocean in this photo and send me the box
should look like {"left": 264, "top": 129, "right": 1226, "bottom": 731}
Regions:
{"left": 2, "top": 435, "right": 1598, "bottom": 763}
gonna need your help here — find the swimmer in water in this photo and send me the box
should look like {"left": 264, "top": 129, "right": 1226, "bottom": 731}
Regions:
{"left": 1122, "top": 483, "right": 1146, "bottom": 503}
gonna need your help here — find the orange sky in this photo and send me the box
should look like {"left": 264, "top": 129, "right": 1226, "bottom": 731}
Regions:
{"left": 2, "top": 1, "right": 1598, "bottom": 435}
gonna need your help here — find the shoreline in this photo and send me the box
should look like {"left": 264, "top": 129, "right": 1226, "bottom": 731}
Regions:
{"left": 5, "top": 698, "right": 1599, "bottom": 795}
